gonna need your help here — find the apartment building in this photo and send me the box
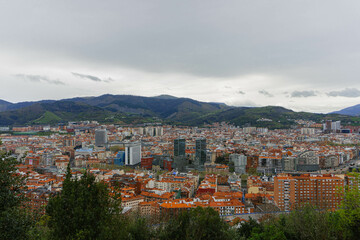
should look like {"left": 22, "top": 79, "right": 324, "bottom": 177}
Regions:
{"left": 274, "top": 174, "right": 344, "bottom": 211}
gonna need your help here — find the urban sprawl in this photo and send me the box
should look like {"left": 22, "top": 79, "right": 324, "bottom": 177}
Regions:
{"left": 1, "top": 119, "right": 360, "bottom": 222}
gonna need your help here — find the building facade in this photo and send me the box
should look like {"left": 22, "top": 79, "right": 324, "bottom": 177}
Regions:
{"left": 274, "top": 174, "right": 344, "bottom": 211}
{"left": 125, "top": 142, "right": 141, "bottom": 166}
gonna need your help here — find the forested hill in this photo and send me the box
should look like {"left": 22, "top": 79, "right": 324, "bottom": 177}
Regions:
{"left": 0, "top": 94, "right": 359, "bottom": 128}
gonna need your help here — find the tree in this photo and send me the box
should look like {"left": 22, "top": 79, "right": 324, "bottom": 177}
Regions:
{"left": 336, "top": 172, "right": 360, "bottom": 239}
{"left": 237, "top": 217, "right": 262, "bottom": 239}
{"left": 119, "top": 216, "right": 153, "bottom": 240}
{"left": 228, "top": 161, "right": 235, "bottom": 173}
{"left": 249, "top": 224, "right": 286, "bottom": 240}
{"left": 247, "top": 167, "right": 259, "bottom": 176}
{"left": 0, "top": 150, "right": 32, "bottom": 240}
{"left": 158, "top": 207, "right": 235, "bottom": 240}
{"left": 275, "top": 206, "right": 335, "bottom": 240}
{"left": 215, "top": 155, "right": 226, "bottom": 164}
{"left": 110, "top": 145, "right": 123, "bottom": 153}
{"left": 240, "top": 206, "right": 338, "bottom": 240}
{"left": 46, "top": 165, "right": 121, "bottom": 240}
{"left": 0, "top": 152, "right": 26, "bottom": 212}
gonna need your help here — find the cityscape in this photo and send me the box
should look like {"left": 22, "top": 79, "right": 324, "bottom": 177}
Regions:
{"left": 2, "top": 118, "right": 360, "bottom": 238}
{"left": 2, "top": 1, "right": 360, "bottom": 239}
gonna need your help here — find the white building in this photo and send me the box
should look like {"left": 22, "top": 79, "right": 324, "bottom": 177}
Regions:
{"left": 230, "top": 154, "right": 247, "bottom": 174}
{"left": 243, "top": 127, "right": 257, "bottom": 134}
{"left": 257, "top": 128, "right": 269, "bottom": 133}
{"left": 331, "top": 121, "right": 341, "bottom": 132}
{"left": 301, "top": 128, "right": 315, "bottom": 135}
{"left": 125, "top": 142, "right": 141, "bottom": 166}
{"left": 144, "top": 126, "right": 164, "bottom": 137}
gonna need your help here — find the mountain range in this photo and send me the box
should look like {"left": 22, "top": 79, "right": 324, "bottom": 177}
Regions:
{"left": 331, "top": 104, "right": 360, "bottom": 116}
{"left": 0, "top": 94, "right": 360, "bottom": 128}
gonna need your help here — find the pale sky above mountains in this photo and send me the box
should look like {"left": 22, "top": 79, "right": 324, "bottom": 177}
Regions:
{"left": 1, "top": 0, "right": 360, "bottom": 113}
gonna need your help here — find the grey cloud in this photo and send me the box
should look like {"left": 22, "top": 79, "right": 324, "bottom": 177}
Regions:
{"left": 72, "top": 72, "right": 114, "bottom": 83}
{"left": 327, "top": 88, "right": 360, "bottom": 98}
{"left": 15, "top": 74, "right": 65, "bottom": 85}
{"left": 3, "top": 0, "right": 360, "bottom": 113}
{"left": 1, "top": 1, "right": 360, "bottom": 83}
{"left": 290, "top": 90, "right": 317, "bottom": 98}
{"left": 103, "top": 78, "right": 114, "bottom": 83}
{"left": 72, "top": 72, "right": 102, "bottom": 82}
{"left": 259, "top": 90, "right": 273, "bottom": 97}
{"left": 237, "top": 91, "right": 245, "bottom": 95}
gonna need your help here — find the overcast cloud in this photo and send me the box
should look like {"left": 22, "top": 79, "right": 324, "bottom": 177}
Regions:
{"left": 259, "top": 90, "right": 274, "bottom": 98}
{"left": 72, "top": 72, "right": 114, "bottom": 83}
{"left": 72, "top": 72, "right": 102, "bottom": 82}
{"left": 15, "top": 74, "right": 65, "bottom": 85}
{"left": 327, "top": 88, "right": 360, "bottom": 98}
{"left": 1, "top": 0, "right": 360, "bottom": 113}
{"left": 290, "top": 90, "right": 317, "bottom": 98}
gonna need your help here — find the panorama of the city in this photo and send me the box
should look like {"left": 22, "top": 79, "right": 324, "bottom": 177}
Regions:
{"left": 3, "top": 1, "right": 360, "bottom": 240}
{"left": 2, "top": 118, "right": 360, "bottom": 239}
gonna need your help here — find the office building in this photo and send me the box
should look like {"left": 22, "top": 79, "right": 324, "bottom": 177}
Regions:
{"left": 195, "top": 138, "right": 207, "bottom": 165}
{"left": 125, "top": 142, "right": 141, "bottom": 166}
{"left": 174, "top": 139, "right": 186, "bottom": 157}
{"left": 323, "top": 120, "right": 341, "bottom": 133}
{"left": 174, "top": 138, "right": 186, "bottom": 172}
{"left": 95, "top": 129, "right": 108, "bottom": 147}
{"left": 114, "top": 151, "right": 125, "bottom": 166}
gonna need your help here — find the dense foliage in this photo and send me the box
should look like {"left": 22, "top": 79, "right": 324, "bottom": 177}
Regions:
{"left": 0, "top": 150, "right": 33, "bottom": 240}
{"left": 158, "top": 207, "right": 236, "bottom": 240}
{"left": 238, "top": 207, "right": 337, "bottom": 240}
{"left": 45, "top": 166, "right": 121, "bottom": 240}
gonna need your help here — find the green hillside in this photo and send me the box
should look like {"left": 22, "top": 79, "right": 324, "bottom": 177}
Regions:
{"left": 1, "top": 95, "right": 360, "bottom": 128}
{"left": 32, "top": 111, "right": 62, "bottom": 124}
{"left": 183, "top": 106, "right": 360, "bottom": 128}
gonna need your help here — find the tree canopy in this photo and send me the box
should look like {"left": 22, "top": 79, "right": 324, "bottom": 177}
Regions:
{"left": 46, "top": 166, "right": 121, "bottom": 240}
{"left": 0, "top": 151, "right": 32, "bottom": 240}
{"left": 158, "top": 207, "right": 235, "bottom": 240}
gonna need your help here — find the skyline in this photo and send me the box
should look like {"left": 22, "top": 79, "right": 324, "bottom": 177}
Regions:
{"left": 2, "top": 1, "right": 360, "bottom": 113}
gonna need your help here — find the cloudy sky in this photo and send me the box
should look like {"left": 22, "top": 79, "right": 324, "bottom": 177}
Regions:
{"left": 1, "top": 0, "right": 360, "bottom": 113}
